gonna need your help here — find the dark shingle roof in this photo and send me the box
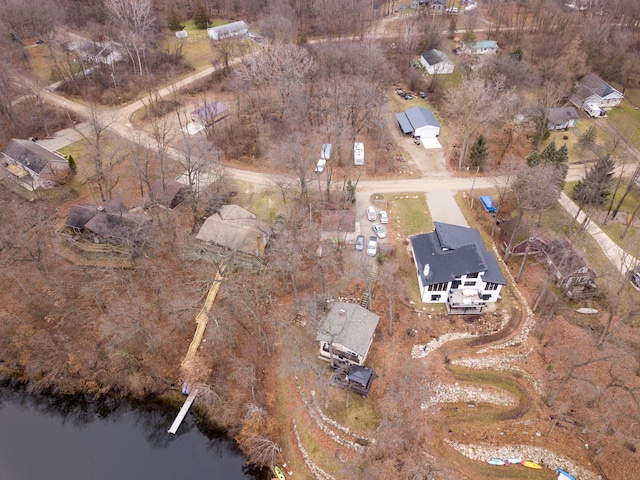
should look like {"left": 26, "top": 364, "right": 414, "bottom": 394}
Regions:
{"left": 2, "top": 139, "right": 65, "bottom": 174}
{"left": 421, "top": 49, "right": 452, "bottom": 66}
{"left": 410, "top": 222, "right": 506, "bottom": 286}
{"left": 548, "top": 107, "right": 579, "bottom": 125}
{"left": 65, "top": 204, "right": 99, "bottom": 229}
{"left": 571, "top": 73, "right": 623, "bottom": 105}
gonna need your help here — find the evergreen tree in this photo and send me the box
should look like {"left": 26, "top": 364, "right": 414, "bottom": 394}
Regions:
{"left": 526, "top": 151, "right": 540, "bottom": 167}
{"left": 539, "top": 140, "right": 557, "bottom": 163}
{"left": 573, "top": 155, "right": 616, "bottom": 207}
{"left": 448, "top": 19, "right": 457, "bottom": 39}
{"left": 509, "top": 47, "right": 523, "bottom": 61}
{"left": 462, "top": 30, "right": 476, "bottom": 46}
{"left": 168, "top": 10, "right": 182, "bottom": 32}
{"left": 193, "top": 1, "right": 209, "bottom": 29}
{"left": 469, "top": 134, "right": 488, "bottom": 168}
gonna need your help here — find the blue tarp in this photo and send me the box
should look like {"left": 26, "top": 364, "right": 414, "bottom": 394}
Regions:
{"left": 479, "top": 196, "right": 496, "bottom": 212}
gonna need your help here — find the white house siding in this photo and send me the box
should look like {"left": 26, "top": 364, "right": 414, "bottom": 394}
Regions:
{"left": 414, "top": 124, "right": 440, "bottom": 138}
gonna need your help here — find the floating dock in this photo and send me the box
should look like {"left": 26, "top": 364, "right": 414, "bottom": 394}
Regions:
{"left": 168, "top": 389, "right": 198, "bottom": 434}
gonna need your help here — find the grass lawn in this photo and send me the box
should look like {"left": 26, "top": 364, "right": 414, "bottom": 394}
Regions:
{"left": 564, "top": 180, "right": 640, "bottom": 257}
{"left": 606, "top": 100, "right": 640, "bottom": 151}
{"left": 228, "top": 181, "right": 284, "bottom": 223}
{"left": 163, "top": 19, "right": 254, "bottom": 72}
{"left": 375, "top": 192, "right": 432, "bottom": 237}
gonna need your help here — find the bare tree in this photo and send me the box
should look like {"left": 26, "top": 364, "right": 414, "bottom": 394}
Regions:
{"left": 105, "top": 0, "right": 157, "bottom": 76}
{"left": 445, "top": 74, "right": 517, "bottom": 170}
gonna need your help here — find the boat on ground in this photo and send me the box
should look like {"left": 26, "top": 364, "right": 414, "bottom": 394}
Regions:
{"left": 576, "top": 308, "right": 598, "bottom": 315}
{"left": 522, "top": 460, "right": 543, "bottom": 469}
{"left": 487, "top": 458, "right": 506, "bottom": 466}
{"left": 557, "top": 468, "right": 576, "bottom": 480}
{"left": 273, "top": 466, "right": 286, "bottom": 480}
{"left": 506, "top": 457, "right": 523, "bottom": 464}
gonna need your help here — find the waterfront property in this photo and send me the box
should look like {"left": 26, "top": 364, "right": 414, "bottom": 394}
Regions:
{"left": 410, "top": 222, "right": 506, "bottom": 314}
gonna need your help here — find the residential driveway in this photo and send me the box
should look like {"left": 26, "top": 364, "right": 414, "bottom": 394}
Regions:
{"left": 426, "top": 190, "right": 468, "bottom": 227}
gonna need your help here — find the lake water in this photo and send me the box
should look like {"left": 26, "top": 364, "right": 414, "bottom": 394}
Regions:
{"left": 0, "top": 386, "right": 261, "bottom": 480}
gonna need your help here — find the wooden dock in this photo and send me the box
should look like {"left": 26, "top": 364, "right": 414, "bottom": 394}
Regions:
{"left": 168, "top": 389, "right": 198, "bottom": 435}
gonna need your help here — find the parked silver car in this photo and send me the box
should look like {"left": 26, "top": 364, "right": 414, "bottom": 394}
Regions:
{"left": 366, "top": 236, "right": 378, "bottom": 256}
{"left": 372, "top": 223, "right": 386, "bottom": 239}
{"left": 355, "top": 235, "right": 365, "bottom": 251}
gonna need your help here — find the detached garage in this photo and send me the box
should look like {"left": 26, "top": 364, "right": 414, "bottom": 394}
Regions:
{"left": 396, "top": 107, "right": 441, "bottom": 138}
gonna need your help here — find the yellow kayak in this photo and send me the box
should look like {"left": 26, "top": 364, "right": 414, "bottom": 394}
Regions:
{"left": 521, "top": 460, "right": 543, "bottom": 469}
{"left": 274, "top": 466, "right": 286, "bottom": 480}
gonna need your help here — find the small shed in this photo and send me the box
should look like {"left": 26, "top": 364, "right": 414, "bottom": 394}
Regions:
{"left": 175, "top": 30, "right": 188, "bottom": 39}
{"left": 207, "top": 21, "right": 248, "bottom": 41}
{"left": 320, "top": 210, "right": 357, "bottom": 244}
{"left": 150, "top": 179, "right": 189, "bottom": 209}
{"left": 499, "top": 218, "right": 546, "bottom": 256}
{"left": 190, "top": 102, "right": 228, "bottom": 126}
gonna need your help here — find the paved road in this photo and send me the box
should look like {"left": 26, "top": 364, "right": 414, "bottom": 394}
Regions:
{"left": 27, "top": 33, "right": 637, "bottom": 276}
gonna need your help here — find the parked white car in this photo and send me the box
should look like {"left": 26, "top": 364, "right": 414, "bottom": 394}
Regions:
{"left": 315, "top": 158, "right": 326, "bottom": 173}
{"left": 366, "top": 236, "right": 378, "bottom": 256}
{"left": 446, "top": 7, "right": 458, "bottom": 14}
{"left": 367, "top": 206, "right": 377, "bottom": 221}
{"left": 379, "top": 211, "right": 388, "bottom": 224}
{"left": 372, "top": 223, "right": 386, "bottom": 239}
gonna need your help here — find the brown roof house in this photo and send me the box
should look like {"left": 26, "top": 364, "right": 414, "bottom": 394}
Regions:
{"left": 1, "top": 139, "right": 72, "bottom": 190}
{"left": 150, "top": 179, "right": 190, "bottom": 209}
{"left": 65, "top": 199, "right": 153, "bottom": 247}
{"left": 320, "top": 209, "right": 357, "bottom": 245}
{"left": 543, "top": 237, "right": 597, "bottom": 289}
{"left": 316, "top": 302, "right": 380, "bottom": 367}
{"left": 499, "top": 218, "right": 547, "bottom": 256}
{"left": 196, "top": 204, "right": 272, "bottom": 266}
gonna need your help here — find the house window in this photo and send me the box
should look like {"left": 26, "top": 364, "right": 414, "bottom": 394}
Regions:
{"left": 451, "top": 280, "right": 461, "bottom": 288}
{"left": 427, "top": 282, "right": 447, "bottom": 291}
{"left": 463, "top": 281, "right": 476, "bottom": 286}
{"left": 485, "top": 282, "right": 499, "bottom": 291}
{"left": 430, "top": 294, "right": 442, "bottom": 301}
{"left": 467, "top": 273, "right": 478, "bottom": 279}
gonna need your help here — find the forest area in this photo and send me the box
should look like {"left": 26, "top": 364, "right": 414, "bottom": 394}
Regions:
{"left": 1, "top": 0, "right": 640, "bottom": 479}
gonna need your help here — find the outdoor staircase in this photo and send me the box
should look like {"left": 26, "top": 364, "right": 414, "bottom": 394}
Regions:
{"left": 359, "top": 264, "right": 379, "bottom": 309}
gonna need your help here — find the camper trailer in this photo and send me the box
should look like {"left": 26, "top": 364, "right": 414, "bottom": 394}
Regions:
{"left": 354, "top": 142, "right": 364, "bottom": 166}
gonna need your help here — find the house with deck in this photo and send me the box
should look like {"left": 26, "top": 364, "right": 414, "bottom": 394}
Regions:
{"left": 316, "top": 302, "right": 380, "bottom": 367}
{"left": 409, "top": 222, "right": 506, "bottom": 314}
{"left": 64, "top": 199, "right": 153, "bottom": 247}
{"left": 1, "top": 139, "right": 72, "bottom": 190}
{"left": 196, "top": 204, "right": 271, "bottom": 267}
{"left": 462, "top": 40, "right": 499, "bottom": 55}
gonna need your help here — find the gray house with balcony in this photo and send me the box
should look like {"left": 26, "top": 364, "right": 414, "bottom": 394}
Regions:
{"left": 409, "top": 222, "right": 506, "bottom": 314}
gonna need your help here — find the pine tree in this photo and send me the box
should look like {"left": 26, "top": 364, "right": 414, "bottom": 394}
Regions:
{"left": 192, "top": 1, "right": 209, "bottom": 29}
{"left": 448, "top": 19, "right": 457, "bottom": 39}
{"left": 168, "top": 10, "right": 182, "bottom": 32}
{"left": 526, "top": 151, "right": 540, "bottom": 167}
{"left": 573, "top": 155, "right": 616, "bottom": 207}
{"left": 469, "top": 134, "right": 488, "bottom": 168}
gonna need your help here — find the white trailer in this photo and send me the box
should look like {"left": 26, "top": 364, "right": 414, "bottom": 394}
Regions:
{"left": 354, "top": 142, "right": 364, "bottom": 165}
